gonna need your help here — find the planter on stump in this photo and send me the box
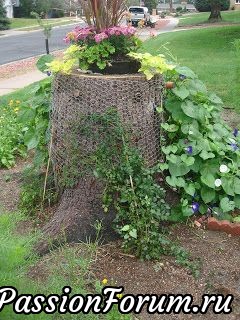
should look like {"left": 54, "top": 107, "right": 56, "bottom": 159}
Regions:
{"left": 38, "top": 71, "right": 164, "bottom": 254}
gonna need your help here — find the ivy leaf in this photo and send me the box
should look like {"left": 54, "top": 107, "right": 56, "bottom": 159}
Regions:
{"left": 162, "top": 145, "right": 178, "bottom": 155}
{"left": 172, "top": 86, "right": 190, "bottom": 100}
{"left": 201, "top": 186, "right": 216, "bottom": 203}
{"left": 199, "top": 150, "right": 215, "bottom": 160}
{"left": 161, "top": 123, "right": 179, "bottom": 132}
{"left": 129, "top": 229, "right": 137, "bottom": 239}
{"left": 220, "top": 197, "right": 235, "bottom": 213}
{"left": 180, "top": 154, "right": 195, "bottom": 166}
{"left": 166, "top": 154, "right": 178, "bottom": 164}
{"left": 121, "top": 225, "right": 130, "bottom": 231}
{"left": 159, "top": 163, "right": 168, "bottom": 171}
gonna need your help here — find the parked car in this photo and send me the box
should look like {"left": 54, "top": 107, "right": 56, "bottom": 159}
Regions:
{"left": 128, "top": 6, "right": 155, "bottom": 28}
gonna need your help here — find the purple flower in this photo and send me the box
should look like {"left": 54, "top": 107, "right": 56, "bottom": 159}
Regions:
{"left": 233, "top": 128, "right": 239, "bottom": 137}
{"left": 186, "top": 146, "right": 193, "bottom": 155}
{"left": 230, "top": 143, "right": 238, "bottom": 151}
{"left": 179, "top": 74, "right": 186, "bottom": 81}
{"left": 46, "top": 71, "right": 52, "bottom": 77}
{"left": 192, "top": 202, "right": 200, "bottom": 213}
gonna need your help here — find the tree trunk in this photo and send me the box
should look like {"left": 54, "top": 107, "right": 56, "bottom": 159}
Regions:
{"left": 169, "top": 0, "right": 173, "bottom": 13}
{"left": 208, "top": 3, "right": 222, "bottom": 21}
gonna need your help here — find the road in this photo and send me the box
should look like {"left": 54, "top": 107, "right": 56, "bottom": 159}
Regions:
{"left": 0, "top": 23, "right": 84, "bottom": 65}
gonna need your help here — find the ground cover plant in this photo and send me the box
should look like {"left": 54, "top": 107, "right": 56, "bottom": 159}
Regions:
{"left": 178, "top": 10, "right": 240, "bottom": 27}
{"left": 141, "top": 26, "right": 240, "bottom": 112}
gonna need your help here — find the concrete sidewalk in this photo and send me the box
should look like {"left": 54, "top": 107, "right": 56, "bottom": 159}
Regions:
{"left": 0, "top": 70, "right": 47, "bottom": 96}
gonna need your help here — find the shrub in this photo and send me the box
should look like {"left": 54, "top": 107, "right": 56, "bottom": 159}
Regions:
{"left": 0, "top": 0, "right": 10, "bottom": 30}
{"left": 195, "top": 0, "right": 230, "bottom": 12}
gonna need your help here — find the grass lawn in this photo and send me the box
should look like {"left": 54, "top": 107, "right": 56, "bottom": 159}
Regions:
{"left": 142, "top": 25, "right": 240, "bottom": 112}
{"left": 178, "top": 10, "right": 240, "bottom": 27}
{"left": 9, "top": 17, "right": 75, "bottom": 30}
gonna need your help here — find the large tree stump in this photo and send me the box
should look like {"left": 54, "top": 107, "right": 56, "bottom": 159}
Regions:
{"left": 39, "top": 72, "right": 164, "bottom": 253}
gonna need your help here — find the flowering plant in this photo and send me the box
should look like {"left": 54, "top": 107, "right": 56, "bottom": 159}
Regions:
{"left": 62, "top": 25, "right": 141, "bottom": 71}
{"left": 156, "top": 65, "right": 240, "bottom": 221}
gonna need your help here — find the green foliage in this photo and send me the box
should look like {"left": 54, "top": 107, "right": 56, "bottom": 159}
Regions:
{"left": 194, "top": 0, "right": 230, "bottom": 12}
{"left": 69, "top": 108, "right": 197, "bottom": 267}
{"left": 18, "top": 78, "right": 51, "bottom": 168}
{"left": 157, "top": 66, "right": 240, "bottom": 220}
{"left": 144, "top": 0, "right": 158, "bottom": 13}
{"left": 0, "top": 0, "right": 10, "bottom": 30}
{"left": 0, "top": 100, "right": 27, "bottom": 168}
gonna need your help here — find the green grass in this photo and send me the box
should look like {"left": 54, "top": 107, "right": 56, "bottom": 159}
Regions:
{"left": 142, "top": 25, "right": 240, "bottom": 112}
{"left": 178, "top": 10, "right": 240, "bottom": 27}
{"left": 9, "top": 17, "right": 75, "bottom": 30}
{"left": 0, "top": 212, "right": 132, "bottom": 319}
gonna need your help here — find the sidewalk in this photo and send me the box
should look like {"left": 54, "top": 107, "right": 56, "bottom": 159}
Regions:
{"left": 0, "top": 70, "right": 47, "bottom": 96}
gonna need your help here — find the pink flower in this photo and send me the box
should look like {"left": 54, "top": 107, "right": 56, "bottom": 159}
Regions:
{"left": 94, "top": 32, "right": 108, "bottom": 43}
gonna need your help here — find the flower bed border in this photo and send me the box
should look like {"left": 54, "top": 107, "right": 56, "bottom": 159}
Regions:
{"left": 207, "top": 217, "right": 240, "bottom": 236}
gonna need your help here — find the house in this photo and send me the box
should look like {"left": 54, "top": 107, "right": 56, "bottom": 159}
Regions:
{"left": 3, "top": 0, "right": 20, "bottom": 18}
{"left": 230, "top": 0, "right": 240, "bottom": 10}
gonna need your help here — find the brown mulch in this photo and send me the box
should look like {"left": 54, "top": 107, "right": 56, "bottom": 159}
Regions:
{"left": 0, "top": 50, "right": 63, "bottom": 80}
{"left": 92, "top": 226, "right": 240, "bottom": 320}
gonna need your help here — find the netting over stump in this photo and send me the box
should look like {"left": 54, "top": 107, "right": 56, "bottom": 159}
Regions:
{"left": 40, "top": 72, "right": 164, "bottom": 251}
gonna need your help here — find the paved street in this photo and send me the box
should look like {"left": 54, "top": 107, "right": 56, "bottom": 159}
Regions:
{"left": 0, "top": 23, "right": 84, "bottom": 65}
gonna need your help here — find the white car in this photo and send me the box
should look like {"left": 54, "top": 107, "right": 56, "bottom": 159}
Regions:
{"left": 128, "top": 6, "right": 155, "bottom": 28}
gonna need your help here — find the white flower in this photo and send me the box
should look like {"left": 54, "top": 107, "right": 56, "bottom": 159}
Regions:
{"left": 189, "top": 130, "right": 193, "bottom": 135}
{"left": 214, "top": 179, "right": 222, "bottom": 187}
{"left": 219, "top": 164, "right": 229, "bottom": 173}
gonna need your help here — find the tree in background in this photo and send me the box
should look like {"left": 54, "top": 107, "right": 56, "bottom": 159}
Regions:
{"left": 0, "top": 0, "right": 10, "bottom": 30}
{"left": 144, "top": 0, "right": 157, "bottom": 13}
{"left": 195, "top": 0, "right": 230, "bottom": 21}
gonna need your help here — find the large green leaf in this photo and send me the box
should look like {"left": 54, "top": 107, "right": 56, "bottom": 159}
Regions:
{"left": 220, "top": 197, "right": 235, "bottom": 213}
{"left": 222, "top": 177, "right": 235, "bottom": 196}
{"left": 175, "top": 66, "right": 197, "bottom": 79}
{"left": 184, "top": 183, "right": 195, "bottom": 196}
{"left": 181, "top": 100, "right": 198, "bottom": 119}
{"left": 200, "top": 173, "right": 215, "bottom": 189}
{"left": 234, "top": 177, "right": 240, "bottom": 194}
{"left": 172, "top": 86, "right": 190, "bottom": 100}
{"left": 24, "top": 129, "right": 40, "bottom": 150}
{"left": 199, "top": 150, "right": 215, "bottom": 160}
{"left": 201, "top": 186, "right": 216, "bottom": 203}
{"left": 169, "top": 162, "right": 190, "bottom": 177}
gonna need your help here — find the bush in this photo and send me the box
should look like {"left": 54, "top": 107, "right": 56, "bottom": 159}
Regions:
{"left": 0, "top": 17, "right": 10, "bottom": 30}
{"left": 176, "top": 6, "right": 183, "bottom": 12}
{"left": 0, "top": 0, "right": 10, "bottom": 30}
{"left": 195, "top": 0, "right": 230, "bottom": 12}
